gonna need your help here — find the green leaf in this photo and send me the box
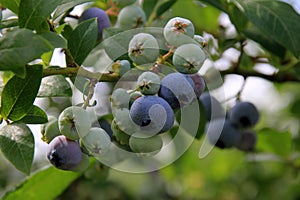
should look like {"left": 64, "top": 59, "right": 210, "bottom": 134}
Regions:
{"left": 0, "top": 123, "right": 34, "bottom": 175}
{"left": 243, "top": 25, "right": 286, "bottom": 58}
{"left": 1, "top": 65, "right": 43, "bottom": 121}
{"left": 228, "top": 4, "right": 249, "bottom": 32}
{"left": 256, "top": 128, "right": 292, "bottom": 157}
{"left": 67, "top": 18, "right": 98, "bottom": 65}
{"left": 233, "top": 0, "right": 300, "bottom": 57}
{"left": 199, "top": 0, "right": 228, "bottom": 12}
{"left": 17, "top": 105, "right": 48, "bottom": 124}
{"left": 0, "top": 29, "right": 52, "bottom": 76}
{"left": 0, "top": 0, "right": 20, "bottom": 14}
{"left": 2, "top": 166, "right": 83, "bottom": 200}
{"left": 143, "top": 0, "right": 158, "bottom": 18}
{"left": 155, "top": 0, "right": 177, "bottom": 19}
{"left": 39, "top": 32, "right": 67, "bottom": 49}
{"left": 38, "top": 75, "right": 72, "bottom": 97}
{"left": 18, "top": 0, "right": 61, "bottom": 30}
{"left": 53, "top": 0, "right": 93, "bottom": 20}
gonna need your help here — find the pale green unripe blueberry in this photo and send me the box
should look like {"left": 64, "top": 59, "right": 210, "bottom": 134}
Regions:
{"left": 163, "top": 17, "right": 195, "bottom": 47}
{"left": 84, "top": 162, "right": 110, "bottom": 183}
{"left": 115, "top": 5, "right": 146, "bottom": 29}
{"left": 111, "top": 119, "right": 130, "bottom": 145}
{"left": 129, "top": 135, "right": 163, "bottom": 155}
{"left": 114, "top": 108, "right": 139, "bottom": 135}
{"left": 136, "top": 71, "right": 161, "bottom": 95}
{"left": 58, "top": 106, "right": 91, "bottom": 140}
{"left": 111, "top": 60, "right": 131, "bottom": 76}
{"left": 110, "top": 88, "right": 130, "bottom": 109}
{"left": 173, "top": 43, "right": 206, "bottom": 74}
{"left": 193, "top": 35, "right": 207, "bottom": 47}
{"left": 128, "top": 33, "right": 159, "bottom": 65}
{"left": 41, "top": 116, "right": 61, "bottom": 143}
{"left": 81, "top": 127, "right": 111, "bottom": 156}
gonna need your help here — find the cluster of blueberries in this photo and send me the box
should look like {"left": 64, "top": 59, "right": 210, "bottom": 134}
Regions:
{"left": 43, "top": 1, "right": 260, "bottom": 172}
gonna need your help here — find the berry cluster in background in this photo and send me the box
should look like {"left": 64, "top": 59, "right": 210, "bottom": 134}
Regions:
{"left": 40, "top": 1, "right": 261, "bottom": 172}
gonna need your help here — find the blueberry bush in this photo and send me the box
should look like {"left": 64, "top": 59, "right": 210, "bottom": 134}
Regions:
{"left": 1, "top": 0, "right": 300, "bottom": 199}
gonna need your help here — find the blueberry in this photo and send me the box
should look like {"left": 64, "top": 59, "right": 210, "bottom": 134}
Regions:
{"left": 173, "top": 43, "right": 206, "bottom": 74}
{"left": 47, "top": 135, "right": 83, "bottom": 171}
{"left": 199, "top": 92, "right": 226, "bottom": 121}
{"left": 188, "top": 73, "right": 206, "bottom": 97}
{"left": 128, "top": 33, "right": 159, "bottom": 65}
{"left": 58, "top": 106, "right": 91, "bottom": 140}
{"left": 115, "top": 5, "right": 146, "bottom": 29}
{"left": 129, "top": 96, "right": 174, "bottom": 134}
{"left": 110, "top": 88, "right": 130, "bottom": 109}
{"left": 193, "top": 35, "right": 207, "bottom": 47}
{"left": 163, "top": 17, "right": 195, "bottom": 47}
{"left": 81, "top": 127, "right": 111, "bottom": 156}
{"left": 236, "top": 130, "right": 257, "bottom": 152}
{"left": 78, "top": 7, "right": 111, "bottom": 40}
{"left": 206, "top": 119, "right": 241, "bottom": 149}
{"left": 111, "top": 119, "right": 130, "bottom": 145}
{"left": 129, "top": 91, "right": 142, "bottom": 108}
{"left": 129, "top": 135, "right": 163, "bottom": 154}
{"left": 136, "top": 71, "right": 161, "bottom": 95}
{"left": 111, "top": 60, "right": 131, "bottom": 76}
{"left": 41, "top": 116, "right": 61, "bottom": 143}
{"left": 158, "top": 72, "right": 196, "bottom": 109}
{"left": 114, "top": 108, "right": 139, "bottom": 135}
{"left": 229, "top": 101, "right": 260, "bottom": 128}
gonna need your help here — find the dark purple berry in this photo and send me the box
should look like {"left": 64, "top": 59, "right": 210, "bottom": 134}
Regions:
{"left": 47, "top": 135, "right": 82, "bottom": 171}
{"left": 78, "top": 7, "right": 111, "bottom": 40}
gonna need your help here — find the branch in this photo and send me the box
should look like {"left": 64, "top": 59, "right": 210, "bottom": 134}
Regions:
{"left": 42, "top": 67, "right": 120, "bottom": 82}
{"left": 220, "top": 68, "right": 300, "bottom": 83}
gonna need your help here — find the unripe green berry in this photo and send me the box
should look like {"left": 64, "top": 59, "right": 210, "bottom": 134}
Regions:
{"left": 58, "top": 106, "right": 91, "bottom": 140}
{"left": 136, "top": 71, "right": 161, "bottom": 95}
{"left": 129, "top": 135, "right": 163, "bottom": 154}
{"left": 115, "top": 5, "right": 146, "bottom": 29}
{"left": 173, "top": 43, "right": 206, "bottom": 74}
{"left": 163, "top": 17, "right": 195, "bottom": 47}
{"left": 81, "top": 127, "right": 111, "bottom": 156}
{"left": 128, "top": 33, "right": 159, "bottom": 65}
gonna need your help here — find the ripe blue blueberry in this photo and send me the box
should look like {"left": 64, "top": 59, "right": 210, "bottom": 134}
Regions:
{"left": 163, "top": 17, "right": 195, "bottom": 47}
{"left": 129, "top": 95, "right": 174, "bottom": 134}
{"left": 47, "top": 135, "right": 83, "bottom": 171}
{"left": 236, "top": 130, "right": 257, "bottom": 152}
{"left": 128, "top": 33, "right": 159, "bottom": 65}
{"left": 158, "top": 72, "right": 196, "bottom": 109}
{"left": 173, "top": 43, "right": 206, "bottom": 74}
{"left": 229, "top": 101, "right": 260, "bottom": 128}
{"left": 200, "top": 92, "right": 226, "bottom": 121}
{"left": 188, "top": 73, "right": 206, "bottom": 97}
{"left": 206, "top": 119, "right": 241, "bottom": 149}
{"left": 115, "top": 5, "right": 146, "bottom": 29}
{"left": 78, "top": 7, "right": 111, "bottom": 40}
{"left": 136, "top": 71, "right": 161, "bottom": 95}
